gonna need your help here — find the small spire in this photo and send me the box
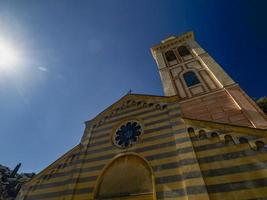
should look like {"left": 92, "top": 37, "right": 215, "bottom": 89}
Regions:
{"left": 127, "top": 89, "right": 132, "bottom": 94}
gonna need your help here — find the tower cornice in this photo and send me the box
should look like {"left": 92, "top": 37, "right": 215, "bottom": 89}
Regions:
{"left": 150, "top": 31, "right": 194, "bottom": 54}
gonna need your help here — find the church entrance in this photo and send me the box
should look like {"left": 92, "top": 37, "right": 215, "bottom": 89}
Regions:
{"left": 94, "top": 153, "right": 155, "bottom": 200}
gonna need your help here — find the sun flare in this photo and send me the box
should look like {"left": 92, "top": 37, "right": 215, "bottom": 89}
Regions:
{"left": 0, "top": 39, "right": 20, "bottom": 70}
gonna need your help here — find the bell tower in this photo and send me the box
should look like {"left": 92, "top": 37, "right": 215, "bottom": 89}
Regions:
{"left": 151, "top": 32, "right": 267, "bottom": 128}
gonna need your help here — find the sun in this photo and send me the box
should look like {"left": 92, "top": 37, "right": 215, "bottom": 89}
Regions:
{"left": 0, "top": 39, "right": 20, "bottom": 71}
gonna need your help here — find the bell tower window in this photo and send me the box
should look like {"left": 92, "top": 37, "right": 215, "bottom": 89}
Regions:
{"left": 178, "top": 45, "right": 191, "bottom": 57}
{"left": 183, "top": 71, "right": 200, "bottom": 87}
{"left": 165, "top": 50, "right": 177, "bottom": 62}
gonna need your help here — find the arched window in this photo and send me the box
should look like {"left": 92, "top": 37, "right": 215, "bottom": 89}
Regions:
{"left": 178, "top": 46, "right": 191, "bottom": 57}
{"left": 69, "top": 154, "right": 76, "bottom": 163}
{"left": 198, "top": 130, "right": 207, "bottom": 139}
{"left": 183, "top": 71, "right": 200, "bottom": 87}
{"left": 211, "top": 132, "right": 219, "bottom": 138}
{"left": 224, "top": 135, "right": 234, "bottom": 144}
{"left": 57, "top": 164, "right": 64, "bottom": 170}
{"left": 165, "top": 50, "right": 176, "bottom": 62}
{"left": 43, "top": 175, "right": 49, "bottom": 180}
{"left": 255, "top": 141, "right": 265, "bottom": 151}
{"left": 239, "top": 137, "right": 248, "bottom": 144}
{"left": 61, "top": 162, "right": 67, "bottom": 169}
{"left": 187, "top": 127, "right": 195, "bottom": 134}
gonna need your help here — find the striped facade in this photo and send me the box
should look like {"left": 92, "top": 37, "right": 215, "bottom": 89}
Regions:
{"left": 17, "top": 94, "right": 267, "bottom": 200}
{"left": 17, "top": 32, "right": 267, "bottom": 200}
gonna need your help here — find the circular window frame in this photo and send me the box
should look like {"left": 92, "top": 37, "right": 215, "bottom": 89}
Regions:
{"left": 112, "top": 120, "right": 143, "bottom": 149}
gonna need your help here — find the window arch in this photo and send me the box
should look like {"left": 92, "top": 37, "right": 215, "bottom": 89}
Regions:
{"left": 57, "top": 164, "right": 63, "bottom": 170}
{"left": 183, "top": 71, "right": 200, "bottom": 87}
{"left": 69, "top": 154, "right": 76, "bottom": 163}
{"left": 211, "top": 132, "right": 219, "bottom": 138}
{"left": 239, "top": 137, "right": 248, "bottom": 144}
{"left": 224, "top": 135, "right": 234, "bottom": 145}
{"left": 165, "top": 50, "right": 176, "bottom": 62}
{"left": 255, "top": 141, "right": 265, "bottom": 151}
{"left": 178, "top": 46, "right": 191, "bottom": 57}
{"left": 187, "top": 127, "right": 195, "bottom": 134}
{"left": 198, "top": 130, "right": 207, "bottom": 139}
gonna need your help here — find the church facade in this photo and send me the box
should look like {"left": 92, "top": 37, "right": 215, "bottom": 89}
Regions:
{"left": 17, "top": 32, "right": 267, "bottom": 200}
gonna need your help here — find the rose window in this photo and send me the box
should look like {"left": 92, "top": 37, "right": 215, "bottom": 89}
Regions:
{"left": 113, "top": 121, "right": 142, "bottom": 148}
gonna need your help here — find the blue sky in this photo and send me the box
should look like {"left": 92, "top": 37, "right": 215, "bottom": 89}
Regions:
{"left": 0, "top": 0, "right": 267, "bottom": 173}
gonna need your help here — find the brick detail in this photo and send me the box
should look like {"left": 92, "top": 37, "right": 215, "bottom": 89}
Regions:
{"left": 226, "top": 85, "right": 267, "bottom": 128}
{"left": 180, "top": 90, "right": 252, "bottom": 127}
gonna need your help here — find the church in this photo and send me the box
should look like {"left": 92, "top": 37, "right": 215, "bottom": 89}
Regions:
{"left": 17, "top": 32, "right": 267, "bottom": 200}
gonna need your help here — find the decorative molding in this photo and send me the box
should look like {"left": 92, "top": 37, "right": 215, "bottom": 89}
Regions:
{"left": 151, "top": 31, "right": 194, "bottom": 52}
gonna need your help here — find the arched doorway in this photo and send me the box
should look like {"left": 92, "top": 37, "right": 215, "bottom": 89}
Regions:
{"left": 94, "top": 153, "right": 156, "bottom": 200}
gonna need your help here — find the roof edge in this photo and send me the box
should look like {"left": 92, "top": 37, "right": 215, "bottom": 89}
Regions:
{"left": 183, "top": 117, "right": 267, "bottom": 137}
{"left": 85, "top": 93, "right": 178, "bottom": 124}
{"left": 23, "top": 144, "right": 81, "bottom": 186}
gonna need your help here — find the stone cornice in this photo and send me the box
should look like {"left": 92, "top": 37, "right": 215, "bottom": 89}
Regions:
{"left": 85, "top": 93, "right": 179, "bottom": 127}
{"left": 183, "top": 117, "right": 267, "bottom": 136}
{"left": 150, "top": 31, "right": 194, "bottom": 55}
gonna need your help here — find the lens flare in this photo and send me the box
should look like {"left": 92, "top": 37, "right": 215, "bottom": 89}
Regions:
{"left": 0, "top": 39, "right": 20, "bottom": 71}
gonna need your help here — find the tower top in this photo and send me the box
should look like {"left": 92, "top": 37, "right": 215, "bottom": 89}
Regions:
{"left": 151, "top": 31, "right": 194, "bottom": 53}
{"left": 150, "top": 31, "right": 235, "bottom": 97}
{"left": 150, "top": 31, "right": 267, "bottom": 128}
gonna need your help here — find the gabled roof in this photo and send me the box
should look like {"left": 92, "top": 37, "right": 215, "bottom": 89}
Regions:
{"left": 85, "top": 93, "right": 179, "bottom": 126}
{"left": 22, "top": 144, "right": 81, "bottom": 187}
